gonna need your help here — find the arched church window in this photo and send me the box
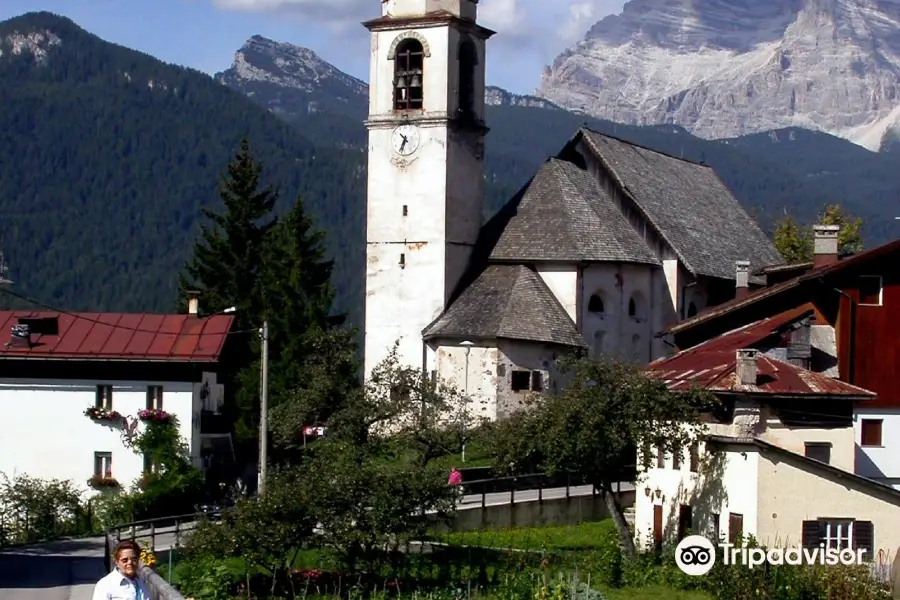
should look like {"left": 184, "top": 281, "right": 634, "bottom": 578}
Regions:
{"left": 628, "top": 292, "right": 648, "bottom": 321}
{"left": 687, "top": 302, "right": 698, "bottom": 318}
{"left": 394, "top": 39, "right": 424, "bottom": 111}
{"left": 457, "top": 39, "right": 477, "bottom": 119}
{"left": 588, "top": 293, "right": 605, "bottom": 314}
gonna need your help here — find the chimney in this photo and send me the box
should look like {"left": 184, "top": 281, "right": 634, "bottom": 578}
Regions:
{"left": 735, "top": 349, "right": 759, "bottom": 386}
{"left": 186, "top": 290, "right": 200, "bottom": 316}
{"left": 813, "top": 224, "right": 840, "bottom": 268}
{"left": 735, "top": 260, "right": 750, "bottom": 300}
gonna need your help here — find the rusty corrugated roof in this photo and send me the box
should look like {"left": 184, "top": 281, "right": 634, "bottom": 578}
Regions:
{"left": 646, "top": 308, "right": 875, "bottom": 398}
{"left": 0, "top": 311, "right": 234, "bottom": 362}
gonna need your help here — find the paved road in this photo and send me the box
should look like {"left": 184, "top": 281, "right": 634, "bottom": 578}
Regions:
{"left": 0, "top": 482, "right": 633, "bottom": 597}
{"left": 127, "top": 483, "right": 633, "bottom": 552}
{"left": 0, "top": 537, "right": 107, "bottom": 600}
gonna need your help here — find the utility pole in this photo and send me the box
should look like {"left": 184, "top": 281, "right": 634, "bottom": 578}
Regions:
{"left": 459, "top": 340, "right": 473, "bottom": 463}
{"left": 258, "top": 320, "right": 269, "bottom": 495}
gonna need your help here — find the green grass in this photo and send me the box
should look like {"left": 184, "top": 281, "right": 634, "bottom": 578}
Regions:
{"left": 436, "top": 521, "right": 614, "bottom": 550}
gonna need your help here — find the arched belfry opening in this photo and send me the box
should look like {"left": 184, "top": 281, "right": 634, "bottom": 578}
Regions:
{"left": 457, "top": 38, "right": 477, "bottom": 120}
{"left": 394, "top": 38, "right": 424, "bottom": 111}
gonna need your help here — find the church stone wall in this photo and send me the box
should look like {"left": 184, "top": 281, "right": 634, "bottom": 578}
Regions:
{"left": 535, "top": 265, "right": 578, "bottom": 323}
{"left": 433, "top": 342, "right": 500, "bottom": 421}
{"left": 581, "top": 263, "right": 671, "bottom": 365}
{"left": 496, "top": 341, "right": 571, "bottom": 419}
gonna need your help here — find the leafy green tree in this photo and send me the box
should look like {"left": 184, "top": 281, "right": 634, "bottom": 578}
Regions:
{"left": 302, "top": 439, "right": 455, "bottom": 574}
{"left": 773, "top": 204, "right": 864, "bottom": 263}
{"left": 486, "top": 357, "right": 713, "bottom": 559}
{"left": 184, "top": 466, "right": 317, "bottom": 594}
{"left": 0, "top": 473, "right": 89, "bottom": 544}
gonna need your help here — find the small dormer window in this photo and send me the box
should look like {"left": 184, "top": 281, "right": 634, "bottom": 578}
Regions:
{"left": 394, "top": 39, "right": 424, "bottom": 111}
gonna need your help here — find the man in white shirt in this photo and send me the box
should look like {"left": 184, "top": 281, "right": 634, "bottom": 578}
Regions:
{"left": 92, "top": 539, "right": 151, "bottom": 600}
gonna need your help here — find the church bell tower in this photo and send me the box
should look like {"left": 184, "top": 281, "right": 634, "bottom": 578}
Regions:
{"left": 362, "top": 0, "right": 494, "bottom": 379}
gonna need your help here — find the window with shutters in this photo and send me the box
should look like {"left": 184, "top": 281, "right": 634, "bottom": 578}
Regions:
{"left": 672, "top": 448, "right": 682, "bottom": 470}
{"left": 656, "top": 447, "right": 665, "bottom": 469}
{"left": 146, "top": 385, "right": 163, "bottom": 410}
{"left": 804, "top": 442, "right": 831, "bottom": 465}
{"left": 860, "top": 419, "right": 883, "bottom": 447}
{"left": 711, "top": 513, "right": 721, "bottom": 542}
{"left": 729, "top": 513, "right": 744, "bottom": 545}
{"left": 95, "top": 385, "right": 113, "bottom": 410}
{"left": 94, "top": 452, "right": 112, "bottom": 478}
{"left": 802, "top": 519, "right": 873, "bottom": 557}
{"left": 677, "top": 505, "right": 693, "bottom": 541}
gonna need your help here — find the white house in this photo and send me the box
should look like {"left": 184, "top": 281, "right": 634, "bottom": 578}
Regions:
{"left": 360, "top": 0, "right": 783, "bottom": 420}
{"left": 0, "top": 303, "right": 234, "bottom": 494}
{"left": 665, "top": 234, "right": 900, "bottom": 490}
{"left": 640, "top": 314, "right": 900, "bottom": 564}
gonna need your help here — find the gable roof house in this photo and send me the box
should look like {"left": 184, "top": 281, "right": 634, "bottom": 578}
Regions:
{"left": 662, "top": 228, "right": 900, "bottom": 491}
{"left": 0, "top": 297, "right": 237, "bottom": 494}
{"left": 639, "top": 314, "right": 900, "bottom": 567}
{"left": 421, "top": 128, "right": 782, "bottom": 421}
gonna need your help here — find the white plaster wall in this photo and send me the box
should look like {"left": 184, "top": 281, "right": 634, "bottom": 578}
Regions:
{"left": 536, "top": 265, "right": 577, "bottom": 323}
{"left": 634, "top": 442, "right": 760, "bottom": 549}
{"left": 757, "top": 449, "right": 900, "bottom": 559}
{"left": 364, "top": 22, "right": 487, "bottom": 379}
{"left": 759, "top": 410, "right": 855, "bottom": 473}
{"left": 0, "top": 380, "right": 195, "bottom": 495}
{"left": 433, "top": 343, "right": 498, "bottom": 421}
{"left": 580, "top": 263, "right": 659, "bottom": 364}
{"left": 383, "top": 0, "right": 477, "bottom": 20}
{"left": 854, "top": 408, "right": 900, "bottom": 489}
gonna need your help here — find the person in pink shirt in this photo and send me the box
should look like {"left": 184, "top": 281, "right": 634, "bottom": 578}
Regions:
{"left": 448, "top": 467, "right": 463, "bottom": 501}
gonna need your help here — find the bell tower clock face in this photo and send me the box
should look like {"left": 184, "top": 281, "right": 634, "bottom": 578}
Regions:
{"left": 391, "top": 124, "right": 420, "bottom": 156}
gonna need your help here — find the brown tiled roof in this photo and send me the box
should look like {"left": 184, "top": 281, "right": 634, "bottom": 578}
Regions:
{"left": 646, "top": 308, "right": 874, "bottom": 398}
{"left": 580, "top": 129, "right": 783, "bottom": 280}
{"left": 422, "top": 264, "right": 584, "bottom": 347}
{"left": 0, "top": 311, "right": 234, "bottom": 362}
{"left": 489, "top": 159, "right": 660, "bottom": 265}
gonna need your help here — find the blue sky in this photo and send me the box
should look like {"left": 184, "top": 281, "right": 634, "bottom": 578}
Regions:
{"left": 0, "top": 0, "right": 626, "bottom": 93}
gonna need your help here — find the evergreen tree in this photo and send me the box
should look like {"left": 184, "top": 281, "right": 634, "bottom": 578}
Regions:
{"left": 256, "top": 197, "right": 360, "bottom": 461}
{"left": 178, "top": 138, "right": 278, "bottom": 464}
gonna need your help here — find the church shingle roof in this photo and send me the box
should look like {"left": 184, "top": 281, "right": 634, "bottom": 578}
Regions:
{"left": 422, "top": 264, "right": 585, "bottom": 347}
{"left": 488, "top": 159, "right": 660, "bottom": 265}
{"left": 580, "top": 129, "right": 783, "bottom": 280}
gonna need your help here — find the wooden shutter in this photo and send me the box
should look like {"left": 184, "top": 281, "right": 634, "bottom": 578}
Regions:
{"left": 853, "top": 521, "right": 874, "bottom": 560}
{"left": 729, "top": 513, "right": 744, "bottom": 544}
{"left": 801, "top": 520, "right": 824, "bottom": 549}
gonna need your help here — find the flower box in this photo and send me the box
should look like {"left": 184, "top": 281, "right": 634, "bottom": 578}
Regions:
{"left": 84, "top": 406, "right": 123, "bottom": 423}
{"left": 87, "top": 474, "right": 120, "bottom": 489}
{"left": 137, "top": 408, "right": 170, "bottom": 424}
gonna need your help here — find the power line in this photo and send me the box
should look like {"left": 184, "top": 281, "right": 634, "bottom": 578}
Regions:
{"left": 0, "top": 286, "right": 255, "bottom": 337}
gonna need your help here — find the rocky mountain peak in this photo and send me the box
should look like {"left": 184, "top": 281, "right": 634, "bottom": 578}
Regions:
{"left": 0, "top": 29, "right": 61, "bottom": 64}
{"left": 538, "top": 0, "right": 900, "bottom": 150}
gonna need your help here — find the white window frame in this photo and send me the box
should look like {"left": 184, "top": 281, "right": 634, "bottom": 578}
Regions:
{"left": 858, "top": 275, "right": 883, "bottom": 307}
{"left": 95, "top": 385, "right": 113, "bottom": 410}
{"left": 823, "top": 520, "right": 853, "bottom": 551}
{"left": 146, "top": 385, "right": 164, "bottom": 410}
{"left": 94, "top": 452, "right": 112, "bottom": 478}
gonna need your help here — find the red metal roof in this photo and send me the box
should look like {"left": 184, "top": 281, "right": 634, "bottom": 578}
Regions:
{"left": 646, "top": 308, "right": 875, "bottom": 398}
{"left": 666, "top": 237, "right": 900, "bottom": 335}
{"left": 0, "top": 311, "right": 235, "bottom": 362}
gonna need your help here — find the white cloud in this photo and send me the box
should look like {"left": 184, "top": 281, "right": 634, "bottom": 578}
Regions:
{"left": 211, "top": 0, "right": 375, "bottom": 31}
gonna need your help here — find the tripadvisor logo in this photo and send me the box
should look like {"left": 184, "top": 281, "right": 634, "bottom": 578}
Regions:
{"left": 674, "top": 535, "right": 867, "bottom": 576}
